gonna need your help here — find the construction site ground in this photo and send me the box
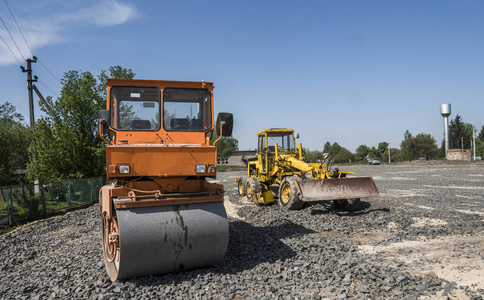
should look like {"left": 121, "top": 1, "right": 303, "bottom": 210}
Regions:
{"left": 0, "top": 163, "right": 483, "bottom": 299}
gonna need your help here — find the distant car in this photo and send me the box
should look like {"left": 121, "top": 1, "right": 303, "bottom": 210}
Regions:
{"left": 368, "top": 158, "right": 380, "bottom": 165}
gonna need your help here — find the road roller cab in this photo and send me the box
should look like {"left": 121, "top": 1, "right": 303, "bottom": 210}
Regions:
{"left": 98, "top": 79, "right": 233, "bottom": 281}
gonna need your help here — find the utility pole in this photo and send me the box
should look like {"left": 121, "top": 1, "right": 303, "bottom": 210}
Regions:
{"left": 21, "top": 57, "right": 39, "bottom": 193}
{"left": 19, "top": 56, "right": 61, "bottom": 193}
{"left": 473, "top": 128, "right": 476, "bottom": 161}
{"left": 388, "top": 145, "right": 391, "bottom": 163}
{"left": 20, "top": 56, "right": 37, "bottom": 132}
{"left": 461, "top": 137, "right": 464, "bottom": 160}
{"left": 20, "top": 56, "right": 61, "bottom": 127}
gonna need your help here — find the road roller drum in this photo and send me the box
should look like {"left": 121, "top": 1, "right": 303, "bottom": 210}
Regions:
{"left": 103, "top": 202, "right": 228, "bottom": 281}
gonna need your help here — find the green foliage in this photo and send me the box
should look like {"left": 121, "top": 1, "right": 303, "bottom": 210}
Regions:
{"left": 0, "top": 101, "right": 24, "bottom": 122}
{"left": 334, "top": 148, "right": 353, "bottom": 163}
{"left": 478, "top": 125, "right": 484, "bottom": 141}
{"left": 475, "top": 139, "right": 484, "bottom": 157}
{"left": 367, "top": 147, "right": 379, "bottom": 160}
{"left": 449, "top": 115, "right": 473, "bottom": 149}
{"left": 437, "top": 140, "right": 446, "bottom": 159}
{"left": 400, "top": 131, "right": 438, "bottom": 160}
{"left": 320, "top": 142, "right": 353, "bottom": 163}
{"left": 0, "top": 102, "right": 30, "bottom": 185}
{"left": 211, "top": 134, "right": 239, "bottom": 158}
{"left": 303, "top": 148, "right": 324, "bottom": 163}
{"left": 385, "top": 148, "right": 401, "bottom": 162}
{"left": 355, "top": 144, "right": 369, "bottom": 161}
{"left": 377, "top": 142, "right": 389, "bottom": 156}
{"left": 19, "top": 191, "right": 41, "bottom": 218}
{"left": 28, "top": 66, "right": 135, "bottom": 182}
{"left": 119, "top": 102, "right": 139, "bottom": 128}
{"left": 97, "top": 66, "right": 136, "bottom": 100}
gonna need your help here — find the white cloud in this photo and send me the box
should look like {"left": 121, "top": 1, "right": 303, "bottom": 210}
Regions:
{"left": 0, "top": 0, "right": 137, "bottom": 66}
{"left": 59, "top": 0, "right": 137, "bottom": 27}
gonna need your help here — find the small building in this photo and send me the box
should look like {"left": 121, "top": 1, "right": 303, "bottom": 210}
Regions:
{"left": 446, "top": 149, "right": 472, "bottom": 161}
{"left": 218, "top": 150, "right": 257, "bottom": 166}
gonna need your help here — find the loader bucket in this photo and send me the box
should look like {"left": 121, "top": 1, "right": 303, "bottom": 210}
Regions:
{"left": 296, "top": 177, "right": 379, "bottom": 202}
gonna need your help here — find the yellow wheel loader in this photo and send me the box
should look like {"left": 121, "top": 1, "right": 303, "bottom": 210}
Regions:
{"left": 236, "top": 128, "right": 379, "bottom": 210}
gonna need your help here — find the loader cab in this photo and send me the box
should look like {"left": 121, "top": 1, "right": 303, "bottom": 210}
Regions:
{"left": 257, "top": 129, "right": 297, "bottom": 175}
{"left": 266, "top": 132, "right": 296, "bottom": 153}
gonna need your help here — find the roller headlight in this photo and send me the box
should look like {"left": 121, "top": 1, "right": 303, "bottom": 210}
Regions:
{"left": 118, "top": 164, "right": 131, "bottom": 174}
{"left": 195, "top": 164, "right": 207, "bottom": 174}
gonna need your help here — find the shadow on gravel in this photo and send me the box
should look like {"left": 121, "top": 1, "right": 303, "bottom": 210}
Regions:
{"left": 127, "top": 219, "right": 313, "bottom": 287}
{"left": 309, "top": 201, "right": 389, "bottom": 216}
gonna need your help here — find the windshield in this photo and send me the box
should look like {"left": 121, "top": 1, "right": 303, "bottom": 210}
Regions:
{"left": 163, "top": 88, "right": 211, "bottom": 131}
{"left": 111, "top": 87, "right": 161, "bottom": 130}
{"left": 267, "top": 132, "right": 295, "bottom": 152}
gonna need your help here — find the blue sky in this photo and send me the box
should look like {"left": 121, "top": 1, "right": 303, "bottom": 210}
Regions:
{"left": 1, "top": 0, "right": 483, "bottom": 152}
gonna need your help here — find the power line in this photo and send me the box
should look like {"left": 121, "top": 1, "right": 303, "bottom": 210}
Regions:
{"left": 0, "top": 14, "right": 25, "bottom": 60}
{"left": 3, "top": 0, "right": 61, "bottom": 84}
{"left": 38, "top": 79, "right": 60, "bottom": 98}
{"left": 0, "top": 31, "right": 21, "bottom": 65}
{"left": 38, "top": 59, "right": 62, "bottom": 84}
{"left": 4, "top": 0, "right": 34, "bottom": 57}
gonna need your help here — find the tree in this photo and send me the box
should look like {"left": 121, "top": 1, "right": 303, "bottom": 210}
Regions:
{"left": 321, "top": 142, "right": 353, "bottom": 163}
{"left": 28, "top": 66, "right": 135, "bottom": 182}
{"left": 302, "top": 148, "right": 324, "bottom": 163}
{"left": 334, "top": 148, "right": 353, "bottom": 163}
{"left": 437, "top": 140, "right": 446, "bottom": 159}
{"left": 449, "top": 115, "right": 472, "bottom": 149}
{"left": 377, "top": 142, "right": 389, "bottom": 157}
{"left": 322, "top": 142, "right": 342, "bottom": 157}
{"left": 478, "top": 125, "right": 484, "bottom": 141}
{"left": 384, "top": 147, "right": 401, "bottom": 162}
{"left": 211, "top": 134, "right": 239, "bottom": 159}
{"left": 322, "top": 141, "right": 332, "bottom": 153}
{"left": 413, "top": 133, "right": 438, "bottom": 159}
{"left": 400, "top": 130, "right": 437, "bottom": 160}
{"left": 0, "top": 101, "right": 23, "bottom": 122}
{"left": 97, "top": 66, "right": 136, "bottom": 100}
{"left": 367, "top": 146, "right": 379, "bottom": 160}
{"left": 0, "top": 102, "right": 30, "bottom": 185}
{"left": 476, "top": 139, "right": 484, "bottom": 157}
{"left": 355, "top": 144, "right": 369, "bottom": 161}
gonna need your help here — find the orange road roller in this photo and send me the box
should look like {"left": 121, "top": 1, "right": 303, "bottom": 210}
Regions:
{"left": 98, "top": 79, "right": 233, "bottom": 281}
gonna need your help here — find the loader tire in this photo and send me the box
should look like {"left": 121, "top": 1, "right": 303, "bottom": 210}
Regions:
{"left": 333, "top": 198, "right": 360, "bottom": 211}
{"left": 246, "top": 178, "right": 262, "bottom": 205}
{"left": 278, "top": 176, "right": 304, "bottom": 210}
{"left": 237, "top": 178, "right": 247, "bottom": 196}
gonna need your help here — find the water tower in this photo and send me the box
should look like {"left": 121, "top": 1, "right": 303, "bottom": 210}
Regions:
{"left": 440, "top": 104, "right": 451, "bottom": 153}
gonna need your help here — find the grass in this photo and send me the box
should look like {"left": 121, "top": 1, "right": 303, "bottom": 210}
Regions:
{"left": 0, "top": 226, "right": 18, "bottom": 236}
{"left": 217, "top": 165, "right": 246, "bottom": 172}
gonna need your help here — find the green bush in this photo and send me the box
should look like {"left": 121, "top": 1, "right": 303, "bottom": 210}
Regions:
{"left": 17, "top": 192, "right": 41, "bottom": 218}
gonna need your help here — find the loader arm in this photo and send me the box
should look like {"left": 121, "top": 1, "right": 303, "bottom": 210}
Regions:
{"left": 277, "top": 155, "right": 354, "bottom": 179}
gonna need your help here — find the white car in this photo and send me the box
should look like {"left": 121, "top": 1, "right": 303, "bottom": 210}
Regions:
{"left": 368, "top": 158, "right": 380, "bottom": 165}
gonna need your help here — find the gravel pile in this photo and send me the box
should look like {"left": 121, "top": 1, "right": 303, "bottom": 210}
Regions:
{"left": 1, "top": 164, "right": 483, "bottom": 299}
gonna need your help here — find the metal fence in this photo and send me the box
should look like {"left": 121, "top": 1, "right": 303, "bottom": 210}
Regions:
{"left": 0, "top": 177, "right": 105, "bottom": 227}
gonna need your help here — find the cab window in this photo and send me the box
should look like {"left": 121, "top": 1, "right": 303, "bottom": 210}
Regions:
{"left": 111, "top": 87, "right": 160, "bottom": 131}
{"left": 163, "top": 88, "right": 211, "bottom": 131}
